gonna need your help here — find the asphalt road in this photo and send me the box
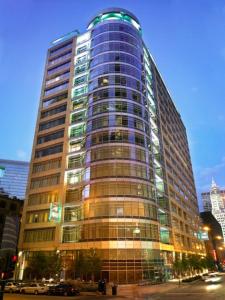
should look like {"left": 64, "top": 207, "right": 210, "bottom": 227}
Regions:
{"left": 143, "top": 277, "right": 225, "bottom": 300}
{"left": 2, "top": 292, "right": 121, "bottom": 300}
{"left": 3, "top": 277, "right": 225, "bottom": 300}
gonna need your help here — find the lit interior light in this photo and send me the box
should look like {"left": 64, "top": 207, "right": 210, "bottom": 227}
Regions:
{"left": 203, "top": 226, "right": 210, "bottom": 231}
{"left": 133, "top": 227, "right": 140, "bottom": 234}
{"left": 69, "top": 175, "right": 79, "bottom": 184}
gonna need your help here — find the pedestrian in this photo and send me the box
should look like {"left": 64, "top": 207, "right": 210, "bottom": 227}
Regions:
{"left": 98, "top": 279, "right": 103, "bottom": 293}
{"left": 102, "top": 279, "right": 106, "bottom": 295}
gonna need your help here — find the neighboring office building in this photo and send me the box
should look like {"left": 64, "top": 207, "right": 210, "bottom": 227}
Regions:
{"left": 0, "top": 192, "right": 23, "bottom": 278}
{"left": 0, "top": 159, "right": 29, "bottom": 200}
{"left": 202, "top": 192, "right": 212, "bottom": 212}
{"left": 18, "top": 8, "right": 205, "bottom": 283}
{"left": 0, "top": 192, "right": 23, "bottom": 253}
{"left": 200, "top": 211, "right": 225, "bottom": 267}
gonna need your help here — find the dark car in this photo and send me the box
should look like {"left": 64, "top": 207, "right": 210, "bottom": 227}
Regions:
{"left": 48, "top": 283, "right": 79, "bottom": 296}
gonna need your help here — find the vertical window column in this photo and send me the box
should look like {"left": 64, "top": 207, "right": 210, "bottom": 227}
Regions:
{"left": 65, "top": 31, "right": 91, "bottom": 200}
{"left": 144, "top": 47, "right": 170, "bottom": 244}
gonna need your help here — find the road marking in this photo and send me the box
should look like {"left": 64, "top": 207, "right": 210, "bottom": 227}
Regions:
{"left": 167, "top": 292, "right": 215, "bottom": 295}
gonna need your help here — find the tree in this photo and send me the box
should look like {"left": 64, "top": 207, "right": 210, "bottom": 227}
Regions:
{"left": 46, "top": 252, "right": 62, "bottom": 279}
{"left": 173, "top": 257, "right": 184, "bottom": 284}
{"left": 24, "top": 251, "right": 63, "bottom": 280}
{"left": 188, "top": 255, "right": 203, "bottom": 275}
{"left": 74, "top": 248, "right": 102, "bottom": 281}
{"left": 74, "top": 251, "right": 88, "bottom": 280}
{"left": 24, "top": 252, "right": 49, "bottom": 280}
{"left": 201, "top": 256, "right": 215, "bottom": 271}
{"left": 86, "top": 248, "right": 102, "bottom": 281}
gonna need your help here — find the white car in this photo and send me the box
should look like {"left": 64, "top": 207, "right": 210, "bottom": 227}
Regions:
{"left": 204, "top": 274, "right": 223, "bottom": 283}
{"left": 4, "top": 282, "right": 19, "bottom": 293}
{"left": 20, "top": 283, "right": 48, "bottom": 294}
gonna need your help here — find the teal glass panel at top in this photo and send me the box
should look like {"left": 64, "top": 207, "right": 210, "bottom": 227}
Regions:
{"left": 51, "top": 29, "right": 80, "bottom": 45}
{"left": 88, "top": 12, "right": 142, "bottom": 33}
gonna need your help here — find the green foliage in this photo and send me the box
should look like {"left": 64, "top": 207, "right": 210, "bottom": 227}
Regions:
{"left": 201, "top": 256, "right": 215, "bottom": 270}
{"left": 75, "top": 251, "right": 89, "bottom": 279}
{"left": 25, "top": 252, "right": 48, "bottom": 279}
{"left": 173, "top": 254, "right": 215, "bottom": 279}
{"left": 75, "top": 248, "right": 102, "bottom": 280}
{"left": 47, "top": 252, "right": 62, "bottom": 277}
{"left": 24, "top": 251, "right": 62, "bottom": 280}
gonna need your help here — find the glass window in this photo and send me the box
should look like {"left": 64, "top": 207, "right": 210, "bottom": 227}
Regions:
{"left": 33, "top": 158, "right": 61, "bottom": 173}
{"left": 41, "top": 104, "right": 67, "bottom": 119}
{"left": 50, "top": 42, "right": 72, "bottom": 56}
{"left": 48, "top": 51, "right": 71, "bottom": 66}
{"left": 42, "top": 92, "right": 68, "bottom": 108}
{"left": 44, "top": 82, "right": 68, "bottom": 96}
{"left": 70, "top": 124, "right": 86, "bottom": 138}
{"left": 24, "top": 228, "right": 55, "bottom": 242}
{"left": 28, "top": 192, "right": 58, "bottom": 206}
{"left": 74, "top": 75, "right": 87, "bottom": 86}
{"left": 39, "top": 117, "right": 65, "bottom": 131}
{"left": 47, "top": 62, "right": 70, "bottom": 76}
{"left": 35, "top": 144, "right": 63, "bottom": 158}
{"left": 73, "top": 86, "right": 88, "bottom": 97}
{"left": 75, "top": 64, "right": 88, "bottom": 75}
{"left": 30, "top": 173, "right": 60, "bottom": 189}
{"left": 77, "top": 45, "right": 88, "bottom": 54}
{"left": 37, "top": 130, "right": 64, "bottom": 144}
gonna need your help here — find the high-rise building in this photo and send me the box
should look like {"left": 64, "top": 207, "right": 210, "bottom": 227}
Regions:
{"left": 0, "top": 192, "right": 23, "bottom": 279}
{"left": 208, "top": 180, "right": 225, "bottom": 242}
{"left": 200, "top": 211, "right": 225, "bottom": 267}
{"left": 202, "top": 180, "right": 225, "bottom": 212}
{"left": 0, "top": 192, "right": 23, "bottom": 253}
{"left": 18, "top": 8, "right": 205, "bottom": 283}
{"left": 0, "top": 159, "right": 29, "bottom": 200}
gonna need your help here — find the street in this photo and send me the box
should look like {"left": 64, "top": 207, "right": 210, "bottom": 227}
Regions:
{"left": 3, "top": 277, "right": 225, "bottom": 300}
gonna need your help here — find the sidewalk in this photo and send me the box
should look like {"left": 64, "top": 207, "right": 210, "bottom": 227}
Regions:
{"left": 115, "top": 282, "right": 190, "bottom": 299}
{"left": 79, "top": 281, "right": 197, "bottom": 299}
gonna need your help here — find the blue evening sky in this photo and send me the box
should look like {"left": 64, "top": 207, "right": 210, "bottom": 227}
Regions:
{"left": 0, "top": 0, "right": 225, "bottom": 208}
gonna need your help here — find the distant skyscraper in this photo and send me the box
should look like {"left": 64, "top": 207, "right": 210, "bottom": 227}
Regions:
{"left": 18, "top": 7, "right": 205, "bottom": 283}
{"left": 0, "top": 159, "right": 29, "bottom": 200}
{"left": 210, "top": 179, "right": 225, "bottom": 241}
{"left": 202, "top": 181, "right": 225, "bottom": 212}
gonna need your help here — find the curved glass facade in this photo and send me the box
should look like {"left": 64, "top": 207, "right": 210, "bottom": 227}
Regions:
{"left": 64, "top": 18, "right": 165, "bottom": 282}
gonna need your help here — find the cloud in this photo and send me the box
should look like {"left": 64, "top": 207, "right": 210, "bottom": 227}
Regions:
{"left": 199, "top": 157, "right": 225, "bottom": 178}
{"left": 218, "top": 115, "right": 225, "bottom": 122}
{"left": 195, "top": 156, "right": 225, "bottom": 195}
{"left": 191, "top": 86, "right": 198, "bottom": 92}
{"left": 16, "top": 149, "right": 27, "bottom": 160}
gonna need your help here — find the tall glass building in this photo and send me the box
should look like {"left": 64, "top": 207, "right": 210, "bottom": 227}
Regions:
{"left": 0, "top": 159, "right": 29, "bottom": 200}
{"left": 18, "top": 8, "right": 205, "bottom": 282}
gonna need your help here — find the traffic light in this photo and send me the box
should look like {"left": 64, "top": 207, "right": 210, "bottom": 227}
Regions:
{"left": 9, "top": 255, "right": 17, "bottom": 270}
{"left": 5, "top": 255, "right": 18, "bottom": 279}
{"left": 11, "top": 255, "right": 17, "bottom": 263}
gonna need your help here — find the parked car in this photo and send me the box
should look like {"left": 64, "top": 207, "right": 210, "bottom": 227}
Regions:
{"left": 204, "top": 274, "right": 223, "bottom": 284}
{"left": 4, "top": 282, "right": 20, "bottom": 293}
{"left": 20, "top": 283, "right": 49, "bottom": 294}
{"left": 201, "top": 273, "right": 209, "bottom": 281}
{"left": 48, "top": 283, "right": 79, "bottom": 296}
